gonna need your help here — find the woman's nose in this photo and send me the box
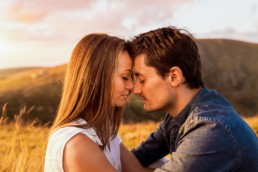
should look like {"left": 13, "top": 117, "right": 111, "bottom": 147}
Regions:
{"left": 126, "top": 80, "right": 134, "bottom": 91}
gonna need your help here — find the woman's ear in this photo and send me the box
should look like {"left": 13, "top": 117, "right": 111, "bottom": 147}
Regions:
{"left": 168, "top": 66, "right": 184, "bottom": 87}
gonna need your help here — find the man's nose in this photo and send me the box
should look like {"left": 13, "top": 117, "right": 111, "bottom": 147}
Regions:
{"left": 133, "top": 83, "right": 141, "bottom": 95}
{"left": 126, "top": 80, "right": 134, "bottom": 91}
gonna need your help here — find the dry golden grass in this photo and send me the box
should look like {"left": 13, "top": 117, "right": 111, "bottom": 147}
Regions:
{"left": 243, "top": 115, "right": 258, "bottom": 134}
{"left": 0, "top": 123, "right": 49, "bottom": 171}
{"left": 0, "top": 104, "right": 49, "bottom": 171}
{"left": 119, "top": 121, "right": 159, "bottom": 149}
{"left": 0, "top": 121, "right": 159, "bottom": 171}
{"left": 0, "top": 106, "right": 257, "bottom": 171}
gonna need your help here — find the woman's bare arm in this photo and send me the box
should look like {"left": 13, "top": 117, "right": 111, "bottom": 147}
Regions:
{"left": 63, "top": 133, "right": 117, "bottom": 172}
{"left": 120, "top": 143, "right": 154, "bottom": 172}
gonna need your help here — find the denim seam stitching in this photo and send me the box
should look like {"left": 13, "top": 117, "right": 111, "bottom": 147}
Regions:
{"left": 197, "top": 116, "right": 241, "bottom": 171}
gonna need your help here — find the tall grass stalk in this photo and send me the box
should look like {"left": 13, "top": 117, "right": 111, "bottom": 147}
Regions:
{"left": 0, "top": 103, "right": 8, "bottom": 126}
{"left": 0, "top": 105, "right": 257, "bottom": 171}
{"left": 0, "top": 105, "right": 49, "bottom": 171}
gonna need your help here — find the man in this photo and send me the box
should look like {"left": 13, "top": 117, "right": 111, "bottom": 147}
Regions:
{"left": 129, "top": 26, "right": 258, "bottom": 172}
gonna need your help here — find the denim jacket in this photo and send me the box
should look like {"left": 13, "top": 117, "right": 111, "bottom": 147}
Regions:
{"left": 132, "top": 87, "right": 258, "bottom": 172}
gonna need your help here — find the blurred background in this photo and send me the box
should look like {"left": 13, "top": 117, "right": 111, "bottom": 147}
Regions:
{"left": 1, "top": 0, "right": 258, "bottom": 124}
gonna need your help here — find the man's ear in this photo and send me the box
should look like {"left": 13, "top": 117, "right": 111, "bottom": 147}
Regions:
{"left": 168, "top": 66, "right": 184, "bottom": 87}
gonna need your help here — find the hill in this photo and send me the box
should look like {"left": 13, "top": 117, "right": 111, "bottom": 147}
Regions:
{"left": 0, "top": 67, "right": 43, "bottom": 79}
{"left": 0, "top": 65, "right": 66, "bottom": 122}
{"left": 197, "top": 39, "right": 258, "bottom": 116}
{"left": 0, "top": 39, "right": 258, "bottom": 123}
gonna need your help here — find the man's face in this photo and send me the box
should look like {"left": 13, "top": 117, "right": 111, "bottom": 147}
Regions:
{"left": 133, "top": 54, "right": 175, "bottom": 113}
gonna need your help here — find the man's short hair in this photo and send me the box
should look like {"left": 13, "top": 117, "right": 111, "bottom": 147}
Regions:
{"left": 129, "top": 26, "right": 204, "bottom": 89}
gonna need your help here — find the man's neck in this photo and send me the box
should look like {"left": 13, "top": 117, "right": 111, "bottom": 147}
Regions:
{"left": 168, "top": 87, "right": 201, "bottom": 117}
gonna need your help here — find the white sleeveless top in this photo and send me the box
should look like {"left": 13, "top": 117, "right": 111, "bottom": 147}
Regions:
{"left": 44, "top": 119, "right": 122, "bottom": 172}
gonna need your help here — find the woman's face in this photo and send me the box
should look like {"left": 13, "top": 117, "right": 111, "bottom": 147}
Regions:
{"left": 112, "top": 50, "right": 134, "bottom": 107}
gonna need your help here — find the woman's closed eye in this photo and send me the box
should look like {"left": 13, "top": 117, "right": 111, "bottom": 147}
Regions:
{"left": 122, "top": 77, "right": 129, "bottom": 80}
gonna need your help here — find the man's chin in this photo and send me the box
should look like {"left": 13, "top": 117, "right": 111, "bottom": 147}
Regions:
{"left": 143, "top": 105, "right": 163, "bottom": 113}
{"left": 143, "top": 106, "right": 155, "bottom": 113}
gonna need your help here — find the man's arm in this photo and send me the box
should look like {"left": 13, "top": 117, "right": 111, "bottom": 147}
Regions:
{"left": 120, "top": 143, "right": 154, "bottom": 172}
{"left": 132, "top": 115, "right": 172, "bottom": 166}
{"left": 154, "top": 119, "right": 236, "bottom": 172}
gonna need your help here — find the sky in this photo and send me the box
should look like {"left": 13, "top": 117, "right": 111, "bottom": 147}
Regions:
{"left": 0, "top": 0, "right": 258, "bottom": 68}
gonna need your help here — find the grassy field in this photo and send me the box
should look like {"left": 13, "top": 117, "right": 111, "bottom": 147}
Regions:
{"left": 0, "top": 110, "right": 257, "bottom": 171}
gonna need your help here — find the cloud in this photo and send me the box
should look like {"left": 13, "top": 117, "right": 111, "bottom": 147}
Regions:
{"left": 199, "top": 28, "right": 258, "bottom": 43}
{"left": 250, "top": 3, "right": 257, "bottom": 15}
{"left": 1, "top": 0, "right": 94, "bottom": 43}
{"left": 6, "top": 0, "right": 93, "bottom": 23}
{"left": 5, "top": 0, "right": 186, "bottom": 25}
{"left": 2, "top": 0, "right": 258, "bottom": 45}
{"left": 2, "top": 0, "right": 258, "bottom": 68}
{"left": 7, "top": 1, "right": 45, "bottom": 22}
{"left": 1, "top": 0, "right": 194, "bottom": 43}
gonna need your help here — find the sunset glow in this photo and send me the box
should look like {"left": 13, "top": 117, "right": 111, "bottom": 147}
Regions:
{"left": 0, "top": 0, "right": 258, "bottom": 68}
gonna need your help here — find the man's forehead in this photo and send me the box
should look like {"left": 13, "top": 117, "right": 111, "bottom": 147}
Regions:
{"left": 133, "top": 55, "right": 145, "bottom": 75}
{"left": 134, "top": 53, "right": 147, "bottom": 66}
{"left": 133, "top": 54, "right": 162, "bottom": 78}
{"left": 134, "top": 54, "right": 157, "bottom": 78}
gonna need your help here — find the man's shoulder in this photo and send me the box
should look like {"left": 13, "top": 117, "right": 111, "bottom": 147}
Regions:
{"left": 189, "top": 102, "right": 237, "bottom": 122}
{"left": 184, "top": 103, "right": 256, "bottom": 146}
{"left": 179, "top": 103, "right": 241, "bottom": 138}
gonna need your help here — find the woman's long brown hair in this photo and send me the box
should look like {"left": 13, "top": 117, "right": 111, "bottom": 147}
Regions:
{"left": 50, "top": 33, "right": 128, "bottom": 149}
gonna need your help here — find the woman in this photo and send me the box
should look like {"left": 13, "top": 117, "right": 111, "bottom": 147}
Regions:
{"left": 44, "top": 33, "right": 146, "bottom": 172}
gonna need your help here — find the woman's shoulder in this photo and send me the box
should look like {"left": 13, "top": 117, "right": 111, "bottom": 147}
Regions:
{"left": 49, "top": 125, "right": 84, "bottom": 143}
{"left": 63, "top": 133, "right": 117, "bottom": 171}
{"left": 45, "top": 125, "right": 85, "bottom": 157}
{"left": 50, "top": 120, "right": 101, "bottom": 144}
{"left": 46, "top": 119, "right": 95, "bottom": 155}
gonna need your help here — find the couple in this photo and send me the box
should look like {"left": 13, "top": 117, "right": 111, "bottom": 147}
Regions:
{"left": 44, "top": 26, "right": 258, "bottom": 172}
